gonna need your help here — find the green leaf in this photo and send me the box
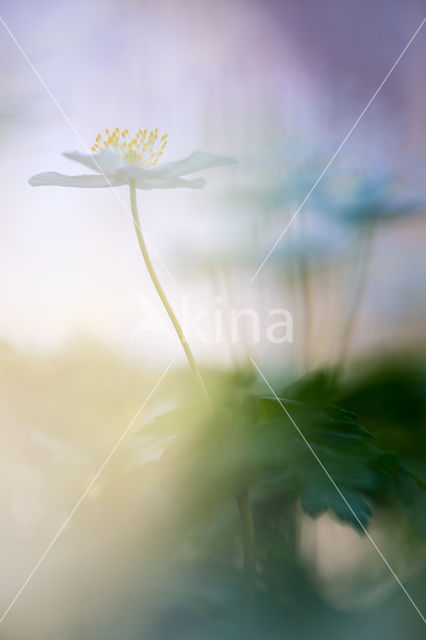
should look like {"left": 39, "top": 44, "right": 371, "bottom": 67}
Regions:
{"left": 300, "top": 484, "right": 372, "bottom": 531}
{"left": 255, "top": 388, "right": 419, "bottom": 531}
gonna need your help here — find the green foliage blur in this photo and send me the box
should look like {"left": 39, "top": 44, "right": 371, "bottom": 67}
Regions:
{"left": 2, "top": 341, "right": 425, "bottom": 638}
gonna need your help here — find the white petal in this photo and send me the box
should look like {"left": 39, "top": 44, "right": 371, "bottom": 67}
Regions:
{"left": 62, "top": 151, "right": 100, "bottom": 172}
{"left": 116, "top": 150, "right": 236, "bottom": 181}
{"left": 28, "top": 172, "right": 122, "bottom": 188}
{"left": 116, "top": 164, "right": 151, "bottom": 180}
{"left": 63, "top": 148, "right": 125, "bottom": 176}
{"left": 91, "top": 149, "right": 126, "bottom": 175}
{"left": 153, "top": 150, "right": 236, "bottom": 177}
{"left": 135, "top": 176, "right": 206, "bottom": 190}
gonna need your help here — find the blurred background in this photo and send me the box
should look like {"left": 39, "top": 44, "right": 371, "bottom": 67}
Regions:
{"left": 0, "top": 0, "right": 425, "bottom": 638}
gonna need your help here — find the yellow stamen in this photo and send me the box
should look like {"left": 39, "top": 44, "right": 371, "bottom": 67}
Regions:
{"left": 90, "top": 127, "right": 168, "bottom": 167}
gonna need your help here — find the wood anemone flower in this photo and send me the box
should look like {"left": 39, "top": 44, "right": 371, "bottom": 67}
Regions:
{"left": 29, "top": 127, "right": 236, "bottom": 190}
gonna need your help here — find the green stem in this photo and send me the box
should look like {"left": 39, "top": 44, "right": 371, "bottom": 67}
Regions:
{"left": 129, "top": 180, "right": 255, "bottom": 599}
{"left": 237, "top": 488, "right": 256, "bottom": 603}
{"left": 298, "top": 212, "right": 313, "bottom": 373}
{"left": 299, "top": 254, "right": 313, "bottom": 373}
{"left": 129, "top": 179, "right": 211, "bottom": 409}
{"left": 337, "top": 225, "right": 376, "bottom": 372}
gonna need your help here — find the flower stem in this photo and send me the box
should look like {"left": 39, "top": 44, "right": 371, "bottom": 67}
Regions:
{"left": 298, "top": 211, "right": 313, "bottom": 373}
{"left": 299, "top": 254, "right": 313, "bottom": 373}
{"left": 128, "top": 179, "right": 211, "bottom": 408}
{"left": 129, "top": 180, "right": 255, "bottom": 600}
{"left": 237, "top": 488, "right": 256, "bottom": 603}
{"left": 337, "top": 225, "right": 376, "bottom": 373}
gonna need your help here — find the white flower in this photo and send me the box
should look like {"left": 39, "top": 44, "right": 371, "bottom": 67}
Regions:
{"left": 29, "top": 127, "right": 236, "bottom": 190}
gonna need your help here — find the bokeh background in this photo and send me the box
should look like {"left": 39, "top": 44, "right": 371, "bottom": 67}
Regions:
{"left": 0, "top": 0, "right": 425, "bottom": 638}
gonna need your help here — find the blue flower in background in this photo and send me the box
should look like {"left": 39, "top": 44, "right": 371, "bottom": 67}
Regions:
{"left": 321, "top": 171, "right": 426, "bottom": 227}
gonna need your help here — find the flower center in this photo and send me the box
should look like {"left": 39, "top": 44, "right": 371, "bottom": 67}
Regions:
{"left": 91, "top": 128, "right": 168, "bottom": 166}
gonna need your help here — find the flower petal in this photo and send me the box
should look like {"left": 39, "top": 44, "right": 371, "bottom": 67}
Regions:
{"left": 116, "top": 150, "right": 236, "bottom": 181}
{"left": 92, "top": 149, "right": 126, "bottom": 175}
{"left": 135, "top": 176, "right": 206, "bottom": 190}
{"left": 64, "top": 148, "right": 125, "bottom": 176}
{"left": 62, "top": 151, "right": 100, "bottom": 172}
{"left": 153, "top": 150, "right": 236, "bottom": 177}
{"left": 116, "top": 165, "right": 152, "bottom": 180}
{"left": 28, "top": 172, "right": 122, "bottom": 188}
